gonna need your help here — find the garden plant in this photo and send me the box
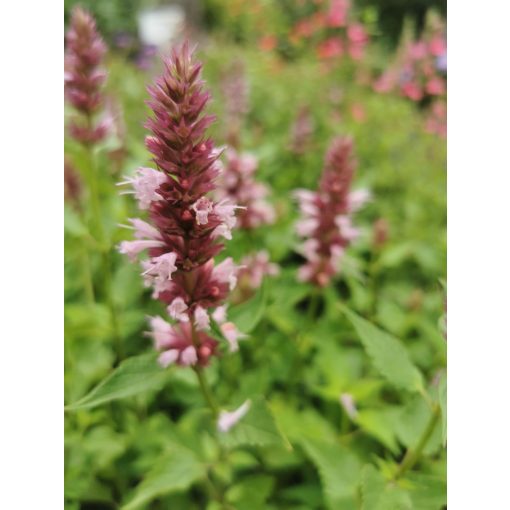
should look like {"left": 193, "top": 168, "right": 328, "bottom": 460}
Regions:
{"left": 64, "top": 3, "right": 447, "bottom": 509}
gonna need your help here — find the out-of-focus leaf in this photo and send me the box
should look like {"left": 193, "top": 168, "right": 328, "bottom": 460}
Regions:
{"left": 395, "top": 396, "right": 442, "bottom": 456}
{"left": 121, "top": 446, "right": 205, "bottom": 510}
{"left": 355, "top": 408, "right": 400, "bottom": 454}
{"left": 361, "top": 465, "right": 412, "bottom": 510}
{"left": 438, "top": 372, "right": 447, "bottom": 445}
{"left": 229, "top": 283, "right": 267, "bottom": 333}
{"left": 407, "top": 472, "right": 446, "bottom": 509}
{"left": 219, "top": 396, "right": 290, "bottom": 449}
{"left": 64, "top": 205, "right": 88, "bottom": 238}
{"left": 66, "top": 353, "right": 167, "bottom": 410}
{"left": 301, "top": 437, "right": 361, "bottom": 510}
{"left": 342, "top": 307, "right": 424, "bottom": 392}
{"left": 226, "top": 474, "right": 275, "bottom": 509}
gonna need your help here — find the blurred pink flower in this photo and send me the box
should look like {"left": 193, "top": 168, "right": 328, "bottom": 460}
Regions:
{"left": 218, "top": 400, "right": 251, "bottom": 432}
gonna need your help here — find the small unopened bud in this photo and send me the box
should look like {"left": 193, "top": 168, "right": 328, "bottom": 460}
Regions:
{"left": 181, "top": 210, "right": 193, "bottom": 221}
{"left": 210, "top": 286, "right": 220, "bottom": 297}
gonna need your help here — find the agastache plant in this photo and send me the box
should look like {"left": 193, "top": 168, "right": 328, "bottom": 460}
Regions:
{"left": 295, "top": 136, "right": 369, "bottom": 287}
{"left": 65, "top": 7, "right": 109, "bottom": 144}
{"left": 118, "top": 44, "right": 246, "bottom": 413}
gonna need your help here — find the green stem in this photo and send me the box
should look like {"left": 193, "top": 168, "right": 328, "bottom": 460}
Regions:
{"left": 80, "top": 240, "right": 95, "bottom": 304}
{"left": 83, "top": 140, "right": 123, "bottom": 362}
{"left": 194, "top": 364, "right": 220, "bottom": 419}
{"left": 393, "top": 404, "right": 440, "bottom": 480}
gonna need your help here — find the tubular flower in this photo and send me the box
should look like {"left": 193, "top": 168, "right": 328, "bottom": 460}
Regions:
{"left": 294, "top": 136, "right": 369, "bottom": 287}
{"left": 215, "top": 148, "right": 275, "bottom": 229}
{"left": 119, "top": 43, "right": 245, "bottom": 367}
{"left": 64, "top": 7, "right": 109, "bottom": 144}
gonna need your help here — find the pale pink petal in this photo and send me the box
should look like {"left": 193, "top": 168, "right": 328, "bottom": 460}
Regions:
{"left": 158, "top": 349, "right": 179, "bottom": 368}
{"left": 217, "top": 400, "right": 252, "bottom": 432}
{"left": 194, "top": 306, "right": 210, "bottom": 331}
{"left": 167, "top": 297, "right": 189, "bottom": 322}
{"left": 180, "top": 346, "right": 198, "bottom": 366}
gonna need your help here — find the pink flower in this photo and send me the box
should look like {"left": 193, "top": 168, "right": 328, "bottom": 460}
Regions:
{"left": 64, "top": 7, "right": 108, "bottom": 144}
{"left": 118, "top": 239, "right": 165, "bottom": 261}
{"left": 218, "top": 400, "right": 252, "bottom": 432}
{"left": 317, "top": 37, "right": 344, "bottom": 59}
{"left": 426, "top": 77, "right": 445, "bottom": 96}
{"left": 192, "top": 197, "right": 214, "bottom": 225}
{"left": 117, "top": 167, "right": 166, "bottom": 210}
{"left": 238, "top": 251, "right": 280, "bottom": 289}
{"left": 326, "top": 0, "right": 350, "bottom": 28}
{"left": 148, "top": 316, "right": 174, "bottom": 350}
{"left": 339, "top": 393, "right": 358, "bottom": 419}
{"left": 119, "top": 43, "right": 244, "bottom": 368}
{"left": 142, "top": 252, "right": 178, "bottom": 283}
{"left": 194, "top": 306, "right": 210, "bottom": 331}
{"left": 167, "top": 297, "right": 189, "bottom": 322}
{"left": 215, "top": 149, "right": 275, "bottom": 230}
{"left": 212, "top": 257, "right": 239, "bottom": 291}
{"left": 158, "top": 349, "right": 179, "bottom": 368}
{"left": 294, "top": 137, "right": 366, "bottom": 286}
{"left": 220, "top": 322, "right": 247, "bottom": 352}
{"left": 212, "top": 305, "right": 228, "bottom": 324}
{"left": 181, "top": 346, "right": 198, "bottom": 366}
{"left": 347, "top": 189, "right": 371, "bottom": 212}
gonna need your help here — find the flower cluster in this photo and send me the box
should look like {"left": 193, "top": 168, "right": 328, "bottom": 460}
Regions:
{"left": 294, "top": 0, "right": 369, "bottom": 61}
{"left": 373, "top": 14, "right": 445, "bottom": 108}
{"left": 237, "top": 251, "right": 280, "bottom": 292}
{"left": 118, "top": 43, "right": 245, "bottom": 368}
{"left": 215, "top": 148, "right": 275, "bottom": 229}
{"left": 295, "top": 136, "right": 369, "bottom": 286}
{"left": 64, "top": 7, "right": 110, "bottom": 144}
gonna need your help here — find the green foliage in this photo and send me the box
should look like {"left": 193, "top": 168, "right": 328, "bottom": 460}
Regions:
{"left": 122, "top": 446, "right": 206, "bottom": 510}
{"left": 65, "top": 27, "right": 446, "bottom": 508}
{"left": 342, "top": 307, "right": 425, "bottom": 393}
{"left": 66, "top": 353, "right": 168, "bottom": 410}
{"left": 219, "top": 397, "right": 289, "bottom": 449}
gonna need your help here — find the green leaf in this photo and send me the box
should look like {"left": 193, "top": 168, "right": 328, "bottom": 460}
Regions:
{"left": 438, "top": 372, "right": 447, "bottom": 445}
{"left": 342, "top": 307, "right": 424, "bottom": 392}
{"left": 122, "top": 447, "right": 205, "bottom": 510}
{"left": 361, "top": 465, "right": 412, "bottom": 510}
{"left": 226, "top": 474, "right": 275, "bottom": 509}
{"left": 395, "top": 396, "right": 442, "bottom": 456}
{"left": 228, "top": 283, "right": 267, "bottom": 333}
{"left": 355, "top": 408, "right": 400, "bottom": 454}
{"left": 407, "top": 472, "right": 446, "bottom": 510}
{"left": 66, "top": 353, "right": 168, "bottom": 410}
{"left": 64, "top": 205, "right": 88, "bottom": 238}
{"left": 219, "top": 396, "right": 290, "bottom": 449}
{"left": 300, "top": 437, "right": 362, "bottom": 510}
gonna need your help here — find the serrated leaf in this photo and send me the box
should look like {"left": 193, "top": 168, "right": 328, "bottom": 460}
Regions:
{"left": 66, "top": 353, "right": 168, "bottom": 410}
{"left": 342, "top": 307, "right": 424, "bottom": 392}
{"left": 229, "top": 283, "right": 267, "bottom": 333}
{"left": 361, "top": 465, "right": 413, "bottom": 510}
{"left": 395, "top": 396, "right": 442, "bottom": 456}
{"left": 300, "top": 437, "right": 361, "bottom": 510}
{"left": 122, "top": 447, "right": 205, "bottom": 510}
{"left": 219, "top": 396, "right": 289, "bottom": 449}
{"left": 438, "top": 373, "right": 447, "bottom": 445}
